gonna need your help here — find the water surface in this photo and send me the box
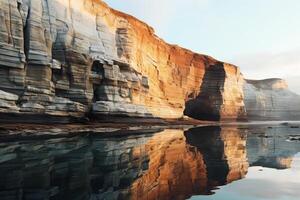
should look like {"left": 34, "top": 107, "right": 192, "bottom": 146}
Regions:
{"left": 0, "top": 124, "right": 300, "bottom": 200}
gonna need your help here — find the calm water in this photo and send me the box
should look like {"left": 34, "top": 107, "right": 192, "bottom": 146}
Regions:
{"left": 0, "top": 124, "right": 300, "bottom": 200}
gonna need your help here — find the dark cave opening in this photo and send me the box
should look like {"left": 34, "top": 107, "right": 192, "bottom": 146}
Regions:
{"left": 184, "top": 63, "right": 226, "bottom": 121}
{"left": 91, "top": 61, "right": 104, "bottom": 102}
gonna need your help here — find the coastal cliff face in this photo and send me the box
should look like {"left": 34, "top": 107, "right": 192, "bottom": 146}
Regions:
{"left": 244, "top": 79, "right": 300, "bottom": 120}
{"left": 1, "top": 0, "right": 299, "bottom": 122}
{"left": 0, "top": 0, "right": 246, "bottom": 122}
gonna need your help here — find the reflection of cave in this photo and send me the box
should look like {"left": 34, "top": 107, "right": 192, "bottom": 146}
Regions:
{"left": 185, "top": 125, "right": 249, "bottom": 188}
{"left": 91, "top": 61, "right": 104, "bottom": 102}
{"left": 185, "top": 126, "right": 229, "bottom": 185}
{"left": 184, "top": 63, "right": 226, "bottom": 121}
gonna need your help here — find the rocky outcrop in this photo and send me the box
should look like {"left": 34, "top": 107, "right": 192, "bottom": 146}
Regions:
{"left": 244, "top": 79, "right": 300, "bottom": 120}
{"left": 0, "top": 0, "right": 247, "bottom": 122}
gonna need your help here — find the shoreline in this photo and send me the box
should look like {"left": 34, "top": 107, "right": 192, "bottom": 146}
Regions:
{"left": 0, "top": 120, "right": 300, "bottom": 142}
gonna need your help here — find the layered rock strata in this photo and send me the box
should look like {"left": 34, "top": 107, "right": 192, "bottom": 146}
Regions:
{"left": 244, "top": 79, "right": 300, "bottom": 120}
{"left": 1, "top": 0, "right": 299, "bottom": 123}
{"left": 0, "top": 0, "right": 247, "bottom": 122}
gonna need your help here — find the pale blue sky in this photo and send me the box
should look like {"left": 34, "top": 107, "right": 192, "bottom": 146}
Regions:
{"left": 104, "top": 0, "right": 300, "bottom": 93}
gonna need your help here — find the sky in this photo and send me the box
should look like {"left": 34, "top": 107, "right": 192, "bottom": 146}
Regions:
{"left": 104, "top": 0, "right": 300, "bottom": 94}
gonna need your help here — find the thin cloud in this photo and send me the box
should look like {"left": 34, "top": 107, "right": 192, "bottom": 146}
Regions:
{"left": 230, "top": 48, "right": 300, "bottom": 94}
{"left": 231, "top": 48, "right": 300, "bottom": 78}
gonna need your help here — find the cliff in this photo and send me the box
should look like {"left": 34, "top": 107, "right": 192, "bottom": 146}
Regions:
{"left": 0, "top": 0, "right": 246, "bottom": 122}
{"left": 244, "top": 79, "right": 300, "bottom": 120}
{"left": 0, "top": 0, "right": 299, "bottom": 123}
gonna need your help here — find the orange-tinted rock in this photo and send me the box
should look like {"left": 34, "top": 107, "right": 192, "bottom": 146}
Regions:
{"left": 0, "top": 0, "right": 247, "bottom": 122}
{"left": 93, "top": 2, "right": 246, "bottom": 120}
{"left": 184, "top": 63, "right": 246, "bottom": 120}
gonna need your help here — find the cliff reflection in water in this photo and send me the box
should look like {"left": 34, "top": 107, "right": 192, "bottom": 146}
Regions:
{"left": 0, "top": 125, "right": 299, "bottom": 200}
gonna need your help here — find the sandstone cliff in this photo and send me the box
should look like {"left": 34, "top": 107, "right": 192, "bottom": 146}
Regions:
{"left": 0, "top": 0, "right": 246, "bottom": 122}
{"left": 0, "top": 0, "right": 299, "bottom": 123}
{"left": 244, "top": 79, "right": 300, "bottom": 120}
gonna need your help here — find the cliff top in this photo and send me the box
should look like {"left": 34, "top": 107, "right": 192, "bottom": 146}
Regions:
{"left": 245, "top": 78, "right": 288, "bottom": 90}
{"left": 97, "top": 0, "right": 238, "bottom": 67}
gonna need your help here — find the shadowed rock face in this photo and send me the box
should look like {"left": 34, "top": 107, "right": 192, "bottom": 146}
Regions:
{"left": 0, "top": 0, "right": 246, "bottom": 122}
{"left": 244, "top": 79, "right": 300, "bottom": 120}
{"left": 184, "top": 63, "right": 246, "bottom": 121}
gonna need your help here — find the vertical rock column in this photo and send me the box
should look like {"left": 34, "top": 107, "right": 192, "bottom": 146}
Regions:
{"left": 51, "top": 0, "right": 94, "bottom": 106}
{"left": 19, "top": 0, "right": 55, "bottom": 112}
{"left": 0, "top": 0, "right": 26, "bottom": 95}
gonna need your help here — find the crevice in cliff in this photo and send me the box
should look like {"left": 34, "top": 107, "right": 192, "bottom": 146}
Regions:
{"left": 23, "top": 5, "right": 31, "bottom": 62}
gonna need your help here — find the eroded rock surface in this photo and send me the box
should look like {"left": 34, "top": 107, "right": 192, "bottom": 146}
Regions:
{"left": 0, "top": 0, "right": 247, "bottom": 122}
{"left": 1, "top": 0, "right": 299, "bottom": 123}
